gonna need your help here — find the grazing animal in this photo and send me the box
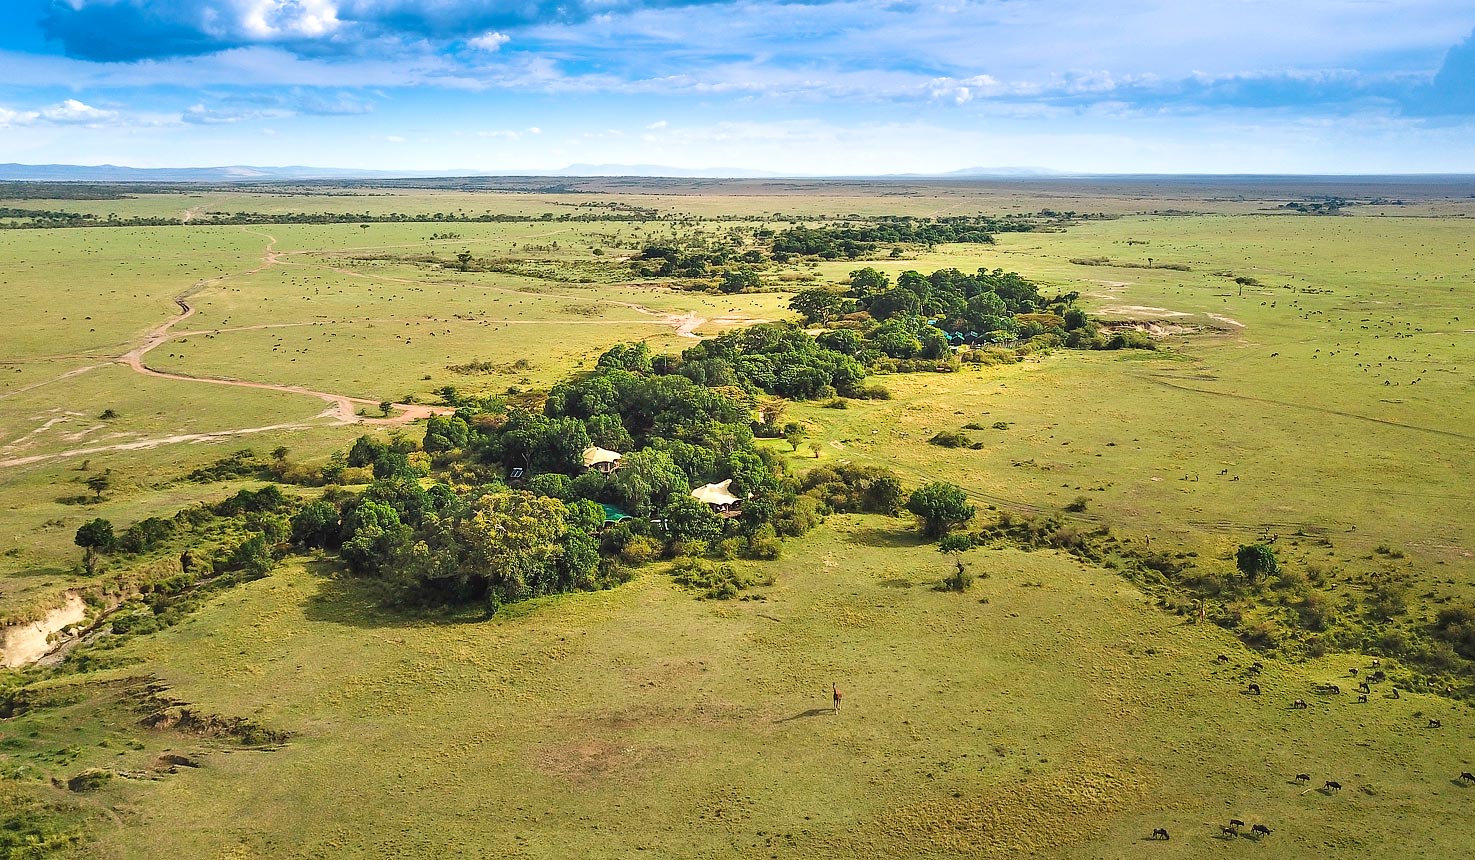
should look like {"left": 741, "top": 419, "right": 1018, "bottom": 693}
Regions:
{"left": 1349, "top": 668, "right": 1358, "bottom": 676}
{"left": 1249, "top": 662, "right": 1263, "bottom": 675}
{"left": 1151, "top": 828, "right": 1170, "bottom": 840}
{"left": 1229, "top": 819, "right": 1244, "bottom": 829}
{"left": 1292, "top": 698, "right": 1308, "bottom": 709}
{"left": 1221, "top": 826, "right": 1238, "bottom": 837}
{"left": 1429, "top": 719, "right": 1442, "bottom": 728}
{"left": 1358, "top": 682, "right": 1371, "bottom": 694}
{"left": 1325, "top": 781, "right": 1342, "bottom": 791}
{"left": 1247, "top": 683, "right": 1261, "bottom": 695}
{"left": 1327, "top": 684, "right": 1341, "bottom": 694}
{"left": 1357, "top": 694, "right": 1368, "bottom": 703}
{"left": 1391, "top": 687, "right": 1400, "bottom": 699}
{"left": 1251, "top": 824, "right": 1272, "bottom": 837}
{"left": 1459, "top": 772, "right": 1475, "bottom": 782}
{"left": 1217, "top": 654, "right": 1230, "bottom": 663}
{"left": 1371, "top": 658, "right": 1381, "bottom": 668}
{"left": 1294, "top": 773, "right": 1311, "bottom": 784}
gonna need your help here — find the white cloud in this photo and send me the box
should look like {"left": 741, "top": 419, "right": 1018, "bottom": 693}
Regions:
{"left": 478, "top": 129, "right": 522, "bottom": 138}
{"left": 468, "top": 31, "right": 511, "bottom": 52}
{"left": 526, "top": 126, "right": 541, "bottom": 133}
{"left": 0, "top": 106, "right": 41, "bottom": 126}
{"left": 385, "top": 134, "right": 406, "bottom": 142}
{"left": 646, "top": 119, "right": 667, "bottom": 129}
{"left": 40, "top": 98, "right": 117, "bottom": 124}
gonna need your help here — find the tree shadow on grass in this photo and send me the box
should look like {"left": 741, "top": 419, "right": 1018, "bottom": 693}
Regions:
{"left": 300, "top": 559, "right": 485, "bottom": 630}
{"left": 773, "top": 708, "right": 833, "bottom": 724}
{"left": 847, "top": 527, "right": 926, "bottom": 549}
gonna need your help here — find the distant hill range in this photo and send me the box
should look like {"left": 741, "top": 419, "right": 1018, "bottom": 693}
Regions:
{"left": 0, "top": 162, "right": 1074, "bottom": 182}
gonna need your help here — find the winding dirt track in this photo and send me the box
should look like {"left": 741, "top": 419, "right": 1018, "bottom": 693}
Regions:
{"left": 1, "top": 230, "right": 772, "bottom": 470}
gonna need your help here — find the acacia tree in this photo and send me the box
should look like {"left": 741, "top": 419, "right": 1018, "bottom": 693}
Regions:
{"left": 906, "top": 482, "right": 974, "bottom": 538}
{"left": 75, "top": 518, "right": 114, "bottom": 575}
{"left": 788, "top": 288, "right": 844, "bottom": 325}
{"left": 85, "top": 473, "right": 110, "bottom": 501}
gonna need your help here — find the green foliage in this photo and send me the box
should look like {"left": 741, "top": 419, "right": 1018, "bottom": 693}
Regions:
{"left": 941, "top": 565, "right": 975, "bottom": 593}
{"left": 74, "top": 518, "right": 114, "bottom": 575}
{"left": 669, "top": 557, "right": 772, "bottom": 599}
{"left": 1433, "top": 605, "right": 1475, "bottom": 660}
{"left": 291, "top": 500, "right": 341, "bottom": 550}
{"left": 789, "top": 288, "right": 845, "bottom": 325}
{"left": 1235, "top": 544, "right": 1279, "bottom": 583}
{"left": 230, "top": 534, "right": 276, "bottom": 578}
{"left": 800, "top": 464, "right": 904, "bottom": 515}
{"left": 938, "top": 533, "right": 974, "bottom": 554}
{"left": 719, "top": 268, "right": 762, "bottom": 293}
{"left": 422, "top": 415, "right": 470, "bottom": 453}
{"left": 117, "top": 517, "right": 172, "bottom": 554}
{"left": 928, "top": 430, "right": 981, "bottom": 450}
{"left": 907, "top": 482, "right": 974, "bottom": 538}
{"left": 659, "top": 495, "right": 726, "bottom": 546}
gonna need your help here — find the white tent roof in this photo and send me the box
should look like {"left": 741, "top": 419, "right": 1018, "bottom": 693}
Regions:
{"left": 582, "top": 446, "right": 623, "bottom": 468}
{"left": 691, "top": 479, "right": 740, "bottom": 506}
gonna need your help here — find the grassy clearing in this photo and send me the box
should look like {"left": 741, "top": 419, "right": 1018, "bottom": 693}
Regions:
{"left": 9, "top": 517, "right": 1469, "bottom": 858}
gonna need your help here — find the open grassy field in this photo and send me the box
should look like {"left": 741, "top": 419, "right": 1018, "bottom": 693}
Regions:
{"left": 2, "top": 178, "right": 1472, "bottom": 858}
{"left": 7, "top": 518, "right": 1473, "bottom": 858}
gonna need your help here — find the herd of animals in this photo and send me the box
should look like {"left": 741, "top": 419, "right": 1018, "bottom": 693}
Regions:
{"left": 1143, "top": 655, "right": 1470, "bottom": 843}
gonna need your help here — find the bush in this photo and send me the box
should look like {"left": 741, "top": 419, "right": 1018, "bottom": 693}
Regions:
{"left": 941, "top": 565, "right": 974, "bottom": 592}
{"left": 669, "top": 558, "right": 772, "bottom": 599}
{"left": 928, "top": 430, "right": 981, "bottom": 449}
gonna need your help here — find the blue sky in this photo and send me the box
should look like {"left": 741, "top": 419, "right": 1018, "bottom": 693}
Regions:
{"left": 0, "top": 0, "right": 1472, "bottom": 173}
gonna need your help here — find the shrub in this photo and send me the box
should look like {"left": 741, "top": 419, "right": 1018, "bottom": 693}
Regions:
{"left": 928, "top": 430, "right": 981, "bottom": 449}
{"left": 941, "top": 565, "right": 974, "bottom": 592}
{"left": 669, "top": 558, "right": 771, "bottom": 599}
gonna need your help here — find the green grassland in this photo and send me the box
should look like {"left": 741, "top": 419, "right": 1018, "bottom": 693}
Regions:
{"left": 8, "top": 520, "right": 1472, "bottom": 859}
{"left": 2, "top": 180, "right": 1473, "bottom": 858}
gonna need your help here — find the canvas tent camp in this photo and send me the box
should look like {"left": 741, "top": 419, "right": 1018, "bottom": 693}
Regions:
{"left": 691, "top": 479, "right": 743, "bottom": 515}
{"left": 581, "top": 446, "right": 623, "bottom": 474}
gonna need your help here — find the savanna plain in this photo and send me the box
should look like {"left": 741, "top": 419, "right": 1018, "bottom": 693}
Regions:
{"left": 1, "top": 176, "right": 1473, "bottom": 858}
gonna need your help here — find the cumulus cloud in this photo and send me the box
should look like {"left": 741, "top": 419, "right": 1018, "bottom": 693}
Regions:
{"left": 468, "top": 31, "right": 509, "bottom": 52}
{"left": 0, "top": 98, "right": 120, "bottom": 126}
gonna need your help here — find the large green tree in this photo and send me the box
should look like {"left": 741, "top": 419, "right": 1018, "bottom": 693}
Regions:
{"left": 789, "top": 288, "right": 844, "bottom": 325}
{"left": 74, "top": 518, "right": 114, "bottom": 575}
{"left": 457, "top": 491, "right": 570, "bottom": 607}
{"left": 906, "top": 482, "right": 974, "bottom": 538}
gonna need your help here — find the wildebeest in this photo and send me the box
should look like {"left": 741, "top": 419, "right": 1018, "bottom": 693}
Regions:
{"left": 1221, "top": 826, "right": 1238, "bottom": 837}
{"left": 1459, "top": 772, "right": 1475, "bottom": 782}
{"left": 1326, "top": 684, "right": 1341, "bottom": 694}
{"left": 1151, "top": 828, "right": 1170, "bottom": 840}
{"left": 1324, "top": 780, "right": 1342, "bottom": 791}
{"left": 1358, "top": 682, "right": 1371, "bottom": 693}
{"left": 1357, "top": 694, "right": 1368, "bottom": 703}
{"left": 1251, "top": 824, "right": 1272, "bottom": 837}
{"left": 1247, "top": 683, "right": 1261, "bottom": 695}
{"left": 1229, "top": 819, "right": 1244, "bottom": 829}
{"left": 1292, "top": 698, "right": 1308, "bottom": 709}
{"left": 1248, "top": 662, "right": 1263, "bottom": 675}
{"left": 1216, "top": 654, "right": 1230, "bottom": 663}
{"left": 1349, "top": 668, "right": 1358, "bottom": 676}
{"left": 1294, "top": 773, "right": 1311, "bottom": 784}
{"left": 1429, "top": 719, "right": 1442, "bottom": 728}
